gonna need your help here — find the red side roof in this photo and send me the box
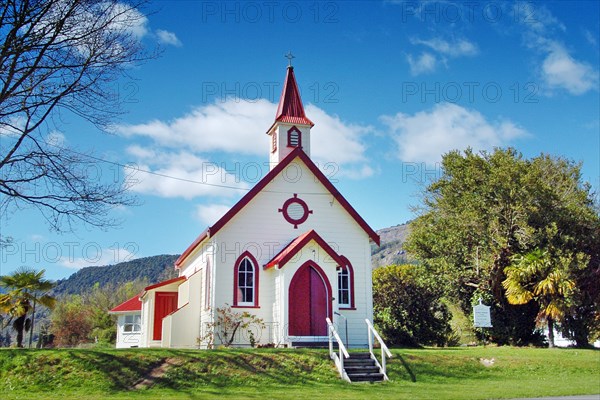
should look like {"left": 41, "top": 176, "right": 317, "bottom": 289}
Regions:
{"left": 274, "top": 66, "right": 314, "bottom": 127}
{"left": 109, "top": 293, "right": 142, "bottom": 313}
{"left": 175, "top": 148, "right": 380, "bottom": 268}
{"left": 265, "top": 229, "right": 344, "bottom": 269}
{"left": 143, "top": 276, "right": 186, "bottom": 291}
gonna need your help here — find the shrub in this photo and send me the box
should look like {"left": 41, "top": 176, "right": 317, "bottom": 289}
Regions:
{"left": 373, "top": 264, "right": 452, "bottom": 347}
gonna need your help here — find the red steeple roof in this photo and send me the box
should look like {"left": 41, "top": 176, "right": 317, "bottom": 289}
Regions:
{"left": 274, "top": 66, "right": 314, "bottom": 127}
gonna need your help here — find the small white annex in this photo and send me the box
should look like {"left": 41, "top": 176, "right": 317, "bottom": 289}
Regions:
{"left": 108, "top": 294, "right": 142, "bottom": 348}
{"left": 110, "top": 65, "right": 380, "bottom": 349}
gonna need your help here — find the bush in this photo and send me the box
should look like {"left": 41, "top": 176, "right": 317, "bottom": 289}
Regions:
{"left": 373, "top": 264, "right": 452, "bottom": 347}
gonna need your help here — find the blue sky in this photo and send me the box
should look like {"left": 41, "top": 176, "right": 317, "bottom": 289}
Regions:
{"left": 1, "top": 1, "right": 599, "bottom": 280}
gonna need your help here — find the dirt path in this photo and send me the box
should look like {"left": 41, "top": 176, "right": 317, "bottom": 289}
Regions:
{"left": 130, "top": 357, "right": 184, "bottom": 390}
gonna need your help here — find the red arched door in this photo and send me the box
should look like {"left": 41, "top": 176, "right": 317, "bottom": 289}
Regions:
{"left": 289, "top": 262, "right": 331, "bottom": 336}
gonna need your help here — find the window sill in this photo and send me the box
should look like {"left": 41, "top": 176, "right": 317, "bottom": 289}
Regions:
{"left": 232, "top": 305, "right": 260, "bottom": 309}
{"left": 339, "top": 307, "right": 356, "bottom": 310}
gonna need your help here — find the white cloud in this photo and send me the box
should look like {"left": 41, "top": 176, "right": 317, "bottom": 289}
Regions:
{"left": 583, "top": 29, "right": 597, "bottom": 46}
{"left": 110, "top": 2, "right": 149, "bottom": 39}
{"left": 406, "top": 52, "right": 437, "bottom": 76}
{"left": 195, "top": 203, "right": 231, "bottom": 226}
{"left": 0, "top": 115, "right": 26, "bottom": 137}
{"left": 59, "top": 247, "right": 137, "bottom": 269}
{"left": 514, "top": 3, "right": 597, "bottom": 96}
{"left": 46, "top": 131, "right": 66, "bottom": 146}
{"left": 117, "top": 99, "right": 374, "bottom": 183}
{"left": 411, "top": 37, "right": 478, "bottom": 57}
{"left": 124, "top": 146, "right": 249, "bottom": 199}
{"left": 541, "top": 43, "right": 599, "bottom": 95}
{"left": 513, "top": 2, "right": 565, "bottom": 36}
{"left": 116, "top": 99, "right": 274, "bottom": 155}
{"left": 156, "top": 29, "right": 182, "bottom": 47}
{"left": 306, "top": 105, "right": 371, "bottom": 165}
{"left": 407, "top": 37, "right": 477, "bottom": 76}
{"left": 381, "top": 103, "right": 528, "bottom": 164}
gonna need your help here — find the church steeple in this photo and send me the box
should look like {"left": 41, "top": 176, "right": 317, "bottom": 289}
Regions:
{"left": 274, "top": 66, "right": 314, "bottom": 127}
{"left": 268, "top": 56, "right": 314, "bottom": 170}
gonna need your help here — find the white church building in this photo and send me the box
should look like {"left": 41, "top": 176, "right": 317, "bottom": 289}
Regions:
{"left": 110, "top": 64, "right": 380, "bottom": 349}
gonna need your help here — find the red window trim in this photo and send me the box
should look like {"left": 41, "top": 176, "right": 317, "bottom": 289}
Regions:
{"left": 337, "top": 256, "right": 355, "bottom": 309}
{"left": 287, "top": 126, "right": 301, "bottom": 148}
{"left": 233, "top": 251, "right": 260, "bottom": 307}
{"left": 278, "top": 193, "right": 313, "bottom": 229}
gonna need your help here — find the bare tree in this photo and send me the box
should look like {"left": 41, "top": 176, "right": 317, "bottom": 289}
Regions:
{"left": 0, "top": 0, "right": 154, "bottom": 231}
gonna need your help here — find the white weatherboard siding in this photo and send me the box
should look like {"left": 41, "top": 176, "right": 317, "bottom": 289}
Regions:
{"left": 269, "top": 123, "right": 311, "bottom": 168}
{"left": 207, "top": 160, "right": 372, "bottom": 347}
{"left": 136, "top": 157, "right": 375, "bottom": 349}
{"left": 162, "top": 270, "right": 203, "bottom": 348}
{"left": 115, "top": 313, "right": 142, "bottom": 348}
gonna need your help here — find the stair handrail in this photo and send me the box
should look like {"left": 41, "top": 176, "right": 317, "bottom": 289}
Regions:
{"left": 365, "top": 319, "right": 392, "bottom": 381}
{"left": 326, "top": 317, "right": 350, "bottom": 382}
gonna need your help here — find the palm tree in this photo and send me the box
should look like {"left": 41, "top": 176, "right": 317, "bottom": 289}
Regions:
{"left": 503, "top": 249, "right": 579, "bottom": 347}
{"left": 0, "top": 267, "right": 56, "bottom": 348}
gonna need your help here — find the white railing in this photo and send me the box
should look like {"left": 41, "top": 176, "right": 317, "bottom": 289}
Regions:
{"left": 326, "top": 317, "right": 350, "bottom": 382}
{"left": 366, "top": 319, "right": 392, "bottom": 381}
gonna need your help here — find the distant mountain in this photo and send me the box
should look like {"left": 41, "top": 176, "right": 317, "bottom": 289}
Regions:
{"left": 371, "top": 222, "right": 412, "bottom": 268}
{"left": 53, "top": 254, "right": 180, "bottom": 296}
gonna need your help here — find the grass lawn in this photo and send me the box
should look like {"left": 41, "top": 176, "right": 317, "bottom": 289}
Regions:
{"left": 0, "top": 346, "right": 598, "bottom": 399}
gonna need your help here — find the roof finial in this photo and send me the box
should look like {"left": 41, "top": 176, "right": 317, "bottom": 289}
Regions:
{"left": 285, "top": 51, "right": 295, "bottom": 67}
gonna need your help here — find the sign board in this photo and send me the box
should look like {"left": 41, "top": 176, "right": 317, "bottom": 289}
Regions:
{"left": 473, "top": 299, "right": 492, "bottom": 328}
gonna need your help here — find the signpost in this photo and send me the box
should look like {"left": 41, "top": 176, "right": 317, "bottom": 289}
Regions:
{"left": 473, "top": 298, "right": 492, "bottom": 328}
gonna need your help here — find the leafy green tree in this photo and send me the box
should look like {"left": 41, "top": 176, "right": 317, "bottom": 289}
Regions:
{"left": 406, "top": 148, "right": 599, "bottom": 345}
{"left": 0, "top": 267, "right": 56, "bottom": 347}
{"left": 50, "top": 295, "right": 94, "bottom": 347}
{"left": 372, "top": 264, "right": 452, "bottom": 347}
{"left": 50, "top": 279, "right": 147, "bottom": 347}
{"left": 83, "top": 280, "right": 148, "bottom": 344}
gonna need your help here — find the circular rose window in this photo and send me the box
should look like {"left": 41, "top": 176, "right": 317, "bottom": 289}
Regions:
{"left": 279, "top": 194, "right": 313, "bottom": 228}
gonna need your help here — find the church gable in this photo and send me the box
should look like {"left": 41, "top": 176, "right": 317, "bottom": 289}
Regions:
{"left": 265, "top": 229, "right": 344, "bottom": 270}
{"left": 176, "top": 147, "right": 379, "bottom": 268}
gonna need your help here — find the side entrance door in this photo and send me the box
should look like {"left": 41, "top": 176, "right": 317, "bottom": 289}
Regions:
{"left": 153, "top": 292, "right": 178, "bottom": 341}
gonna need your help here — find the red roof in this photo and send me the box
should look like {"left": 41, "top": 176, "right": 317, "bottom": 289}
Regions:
{"left": 265, "top": 230, "right": 344, "bottom": 269}
{"left": 143, "top": 276, "right": 186, "bottom": 291}
{"left": 109, "top": 293, "right": 142, "bottom": 313}
{"left": 273, "top": 66, "right": 314, "bottom": 127}
{"left": 175, "top": 148, "right": 380, "bottom": 268}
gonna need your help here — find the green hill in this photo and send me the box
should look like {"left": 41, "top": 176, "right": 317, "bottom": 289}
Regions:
{"left": 0, "top": 347, "right": 598, "bottom": 400}
{"left": 52, "top": 254, "right": 179, "bottom": 296}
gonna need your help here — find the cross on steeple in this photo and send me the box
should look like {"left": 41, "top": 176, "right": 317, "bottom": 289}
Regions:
{"left": 285, "top": 51, "right": 295, "bottom": 67}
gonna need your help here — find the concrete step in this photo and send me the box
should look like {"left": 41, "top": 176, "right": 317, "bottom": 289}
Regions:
{"left": 349, "top": 353, "right": 371, "bottom": 360}
{"left": 291, "top": 341, "right": 330, "bottom": 348}
{"left": 346, "top": 372, "right": 385, "bottom": 383}
{"left": 344, "top": 365, "right": 381, "bottom": 374}
{"left": 344, "top": 358, "right": 376, "bottom": 366}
